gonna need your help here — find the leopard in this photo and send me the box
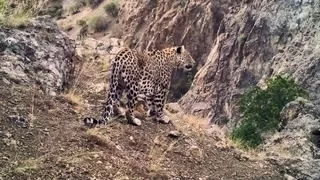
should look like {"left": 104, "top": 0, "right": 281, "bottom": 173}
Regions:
{"left": 83, "top": 45, "right": 195, "bottom": 127}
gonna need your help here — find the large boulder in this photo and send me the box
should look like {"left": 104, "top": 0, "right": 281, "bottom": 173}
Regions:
{"left": 260, "top": 97, "right": 320, "bottom": 179}
{"left": 0, "top": 16, "right": 77, "bottom": 95}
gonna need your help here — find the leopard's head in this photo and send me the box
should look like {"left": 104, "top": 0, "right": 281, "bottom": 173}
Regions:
{"left": 174, "top": 45, "right": 195, "bottom": 72}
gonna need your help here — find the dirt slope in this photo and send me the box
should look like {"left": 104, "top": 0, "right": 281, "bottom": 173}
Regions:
{"left": 0, "top": 75, "right": 283, "bottom": 179}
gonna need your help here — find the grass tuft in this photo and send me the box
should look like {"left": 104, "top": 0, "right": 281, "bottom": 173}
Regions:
{"left": 0, "top": 0, "right": 62, "bottom": 27}
{"left": 14, "top": 158, "right": 39, "bottom": 175}
{"left": 87, "top": 15, "right": 109, "bottom": 32}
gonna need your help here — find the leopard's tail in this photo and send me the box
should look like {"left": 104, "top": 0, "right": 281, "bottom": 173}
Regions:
{"left": 83, "top": 54, "right": 122, "bottom": 127}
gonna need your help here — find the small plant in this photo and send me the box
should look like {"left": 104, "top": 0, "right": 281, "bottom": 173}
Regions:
{"left": 179, "top": 0, "right": 188, "bottom": 8}
{"left": 231, "top": 75, "right": 308, "bottom": 149}
{"left": 44, "top": 4, "right": 63, "bottom": 18}
{"left": 76, "top": 19, "right": 87, "bottom": 26}
{"left": 87, "top": 15, "right": 109, "bottom": 32}
{"left": 237, "top": 33, "right": 248, "bottom": 44}
{"left": 77, "top": 24, "right": 88, "bottom": 40}
{"left": 14, "top": 158, "right": 40, "bottom": 175}
{"left": 104, "top": 2, "right": 118, "bottom": 17}
{"left": 54, "top": 8, "right": 63, "bottom": 18}
{"left": 86, "top": 0, "right": 103, "bottom": 9}
{"left": 68, "top": 0, "right": 86, "bottom": 15}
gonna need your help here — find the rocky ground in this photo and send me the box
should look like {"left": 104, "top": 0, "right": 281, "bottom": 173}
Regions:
{"left": 0, "top": 75, "right": 284, "bottom": 179}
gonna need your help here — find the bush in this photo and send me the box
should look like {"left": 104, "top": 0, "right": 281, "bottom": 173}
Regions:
{"left": 87, "top": 16, "right": 109, "bottom": 32}
{"left": 231, "top": 75, "right": 309, "bottom": 149}
{"left": 68, "top": 1, "right": 86, "bottom": 15}
{"left": 104, "top": 2, "right": 118, "bottom": 17}
{"left": 86, "top": 0, "right": 103, "bottom": 9}
{"left": 45, "top": 4, "right": 63, "bottom": 18}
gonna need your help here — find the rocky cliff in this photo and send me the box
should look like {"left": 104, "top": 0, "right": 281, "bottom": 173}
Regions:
{"left": 117, "top": 1, "right": 320, "bottom": 179}
{"left": 112, "top": 0, "right": 318, "bottom": 122}
{"left": 0, "top": 16, "right": 77, "bottom": 95}
{"left": 178, "top": 1, "right": 320, "bottom": 127}
{"left": 119, "top": 1, "right": 320, "bottom": 126}
{"left": 119, "top": 0, "right": 227, "bottom": 100}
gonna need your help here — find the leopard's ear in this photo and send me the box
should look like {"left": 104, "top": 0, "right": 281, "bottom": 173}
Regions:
{"left": 176, "top": 45, "right": 185, "bottom": 54}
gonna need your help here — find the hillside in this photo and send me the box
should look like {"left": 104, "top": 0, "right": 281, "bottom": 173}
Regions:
{"left": 0, "top": 78, "right": 283, "bottom": 179}
{"left": 1, "top": 0, "right": 320, "bottom": 179}
{"left": 0, "top": 13, "right": 285, "bottom": 180}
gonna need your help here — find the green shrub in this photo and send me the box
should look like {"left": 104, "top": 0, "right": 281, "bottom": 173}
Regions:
{"left": 231, "top": 75, "right": 308, "bottom": 149}
{"left": 104, "top": 2, "right": 118, "bottom": 17}
{"left": 86, "top": 0, "right": 103, "bottom": 9}
{"left": 45, "top": 4, "right": 63, "bottom": 18}
{"left": 68, "top": 1, "right": 85, "bottom": 15}
{"left": 87, "top": 16, "right": 109, "bottom": 32}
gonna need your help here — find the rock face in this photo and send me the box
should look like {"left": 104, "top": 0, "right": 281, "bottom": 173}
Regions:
{"left": 121, "top": 0, "right": 227, "bottom": 100}
{"left": 0, "top": 16, "right": 77, "bottom": 95}
{"left": 177, "top": 1, "right": 320, "bottom": 127}
{"left": 121, "top": 0, "right": 320, "bottom": 125}
{"left": 117, "top": 1, "right": 320, "bottom": 179}
{"left": 261, "top": 97, "right": 320, "bottom": 180}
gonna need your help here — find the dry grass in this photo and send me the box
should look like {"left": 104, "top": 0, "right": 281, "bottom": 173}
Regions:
{"left": 101, "top": 58, "right": 109, "bottom": 72}
{"left": 111, "top": 24, "right": 124, "bottom": 38}
{"left": 169, "top": 113, "right": 209, "bottom": 136}
{"left": 60, "top": 24, "right": 73, "bottom": 32}
{"left": 226, "top": 137, "right": 257, "bottom": 153}
{"left": 76, "top": 19, "right": 87, "bottom": 26}
{"left": 68, "top": 41, "right": 111, "bottom": 98}
{"left": 1, "top": 12, "right": 33, "bottom": 27}
{"left": 63, "top": 91, "right": 85, "bottom": 106}
{"left": 147, "top": 136, "right": 178, "bottom": 174}
{"left": 62, "top": 150, "right": 103, "bottom": 165}
{"left": 85, "top": 128, "right": 118, "bottom": 148}
{"left": 28, "top": 84, "right": 37, "bottom": 128}
{"left": 0, "top": 0, "right": 58, "bottom": 27}
{"left": 14, "top": 158, "right": 40, "bottom": 175}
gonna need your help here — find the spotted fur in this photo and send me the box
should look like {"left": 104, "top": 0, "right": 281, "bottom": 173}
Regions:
{"left": 84, "top": 45, "right": 195, "bottom": 127}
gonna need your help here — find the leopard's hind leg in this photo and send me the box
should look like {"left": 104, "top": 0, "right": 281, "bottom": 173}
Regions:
{"left": 84, "top": 57, "right": 122, "bottom": 127}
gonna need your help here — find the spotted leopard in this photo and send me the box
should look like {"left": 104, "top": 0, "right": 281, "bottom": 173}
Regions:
{"left": 84, "top": 45, "right": 195, "bottom": 127}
